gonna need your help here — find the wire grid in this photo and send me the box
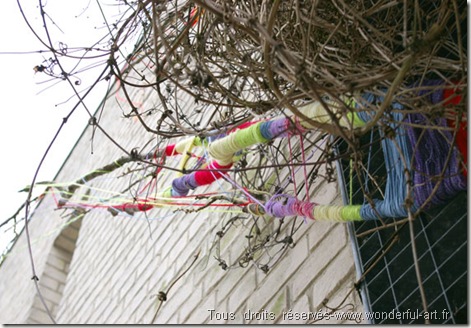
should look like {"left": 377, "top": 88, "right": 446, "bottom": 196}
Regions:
{"left": 337, "top": 129, "right": 467, "bottom": 324}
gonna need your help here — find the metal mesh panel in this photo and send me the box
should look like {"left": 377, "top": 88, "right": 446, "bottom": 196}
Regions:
{"left": 337, "top": 130, "right": 467, "bottom": 324}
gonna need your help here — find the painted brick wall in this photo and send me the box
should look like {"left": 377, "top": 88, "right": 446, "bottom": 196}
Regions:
{"left": 0, "top": 194, "right": 67, "bottom": 323}
{"left": 0, "top": 83, "right": 364, "bottom": 324}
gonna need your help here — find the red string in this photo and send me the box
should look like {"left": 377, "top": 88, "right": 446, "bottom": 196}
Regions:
{"left": 444, "top": 87, "right": 467, "bottom": 177}
{"left": 157, "top": 201, "right": 250, "bottom": 207}
{"left": 138, "top": 150, "right": 166, "bottom": 195}
{"left": 228, "top": 120, "right": 259, "bottom": 133}
{"left": 111, "top": 202, "right": 153, "bottom": 212}
{"left": 165, "top": 144, "right": 178, "bottom": 156}
{"left": 194, "top": 161, "right": 232, "bottom": 185}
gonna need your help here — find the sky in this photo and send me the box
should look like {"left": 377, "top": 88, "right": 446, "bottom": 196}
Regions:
{"left": 0, "top": 0, "right": 125, "bottom": 255}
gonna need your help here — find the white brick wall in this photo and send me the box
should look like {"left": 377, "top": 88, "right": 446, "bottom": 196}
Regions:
{"left": 0, "top": 82, "right": 365, "bottom": 324}
{"left": 0, "top": 195, "right": 66, "bottom": 324}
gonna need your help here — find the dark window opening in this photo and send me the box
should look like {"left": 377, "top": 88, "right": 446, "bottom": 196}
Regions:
{"left": 336, "top": 127, "right": 467, "bottom": 324}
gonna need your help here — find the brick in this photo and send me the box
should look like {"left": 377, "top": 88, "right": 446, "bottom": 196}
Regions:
{"left": 40, "top": 286, "right": 63, "bottom": 305}
{"left": 86, "top": 295, "right": 114, "bottom": 324}
{"left": 290, "top": 224, "right": 348, "bottom": 300}
{"left": 199, "top": 262, "right": 227, "bottom": 294}
{"left": 245, "top": 288, "right": 286, "bottom": 324}
{"left": 47, "top": 249, "right": 71, "bottom": 269}
{"left": 58, "top": 223, "right": 80, "bottom": 243}
{"left": 43, "top": 265, "right": 68, "bottom": 283}
{"left": 126, "top": 242, "right": 147, "bottom": 268}
{"left": 164, "top": 311, "right": 181, "bottom": 324}
{"left": 122, "top": 279, "right": 151, "bottom": 320}
{"left": 27, "top": 308, "right": 55, "bottom": 324}
{"left": 149, "top": 223, "right": 180, "bottom": 258}
{"left": 311, "top": 247, "right": 356, "bottom": 309}
{"left": 155, "top": 283, "right": 195, "bottom": 324}
{"left": 213, "top": 268, "right": 244, "bottom": 305}
{"left": 31, "top": 297, "right": 55, "bottom": 316}
{"left": 211, "top": 219, "right": 240, "bottom": 253}
{"left": 314, "top": 282, "right": 364, "bottom": 324}
{"left": 186, "top": 214, "right": 207, "bottom": 242}
{"left": 172, "top": 285, "right": 203, "bottom": 323}
{"left": 101, "top": 297, "right": 122, "bottom": 324}
{"left": 227, "top": 270, "right": 257, "bottom": 312}
{"left": 307, "top": 220, "right": 336, "bottom": 251}
{"left": 159, "top": 224, "right": 189, "bottom": 258}
{"left": 54, "top": 235, "right": 77, "bottom": 254}
{"left": 144, "top": 221, "right": 173, "bottom": 254}
{"left": 0, "top": 67, "right": 366, "bottom": 326}
{"left": 183, "top": 291, "right": 216, "bottom": 324}
{"left": 129, "top": 291, "right": 157, "bottom": 324}
{"left": 311, "top": 179, "right": 339, "bottom": 200}
{"left": 26, "top": 317, "right": 42, "bottom": 325}
{"left": 278, "top": 293, "right": 310, "bottom": 324}
{"left": 246, "top": 236, "right": 309, "bottom": 312}
{"left": 40, "top": 274, "right": 60, "bottom": 292}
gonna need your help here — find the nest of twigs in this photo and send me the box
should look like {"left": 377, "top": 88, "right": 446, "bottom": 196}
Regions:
{"left": 108, "top": 0, "right": 466, "bottom": 138}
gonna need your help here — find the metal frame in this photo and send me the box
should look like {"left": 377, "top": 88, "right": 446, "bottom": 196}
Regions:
{"left": 335, "top": 133, "right": 467, "bottom": 324}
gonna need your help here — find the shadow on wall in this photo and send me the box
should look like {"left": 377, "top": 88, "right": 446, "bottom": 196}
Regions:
{"left": 27, "top": 218, "right": 82, "bottom": 324}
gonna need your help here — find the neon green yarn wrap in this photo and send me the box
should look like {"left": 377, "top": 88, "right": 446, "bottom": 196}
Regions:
{"left": 208, "top": 122, "right": 269, "bottom": 165}
{"left": 297, "top": 100, "right": 365, "bottom": 130}
{"left": 233, "top": 122, "right": 269, "bottom": 148}
{"left": 341, "top": 205, "right": 363, "bottom": 221}
{"left": 313, "top": 204, "right": 363, "bottom": 222}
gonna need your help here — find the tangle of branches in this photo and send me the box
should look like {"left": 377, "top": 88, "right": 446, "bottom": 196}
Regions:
{"left": 1, "top": 0, "right": 467, "bottom": 323}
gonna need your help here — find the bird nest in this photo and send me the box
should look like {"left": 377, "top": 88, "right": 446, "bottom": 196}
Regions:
{"left": 109, "top": 0, "right": 466, "bottom": 137}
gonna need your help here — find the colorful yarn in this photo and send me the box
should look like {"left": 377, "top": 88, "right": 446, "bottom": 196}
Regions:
{"left": 234, "top": 121, "right": 269, "bottom": 147}
{"left": 170, "top": 100, "right": 366, "bottom": 198}
{"left": 161, "top": 186, "right": 174, "bottom": 199}
{"left": 161, "top": 84, "right": 464, "bottom": 221}
{"left": 172, "top": 173, "right": 199, "bottom": 197}
{"left": 357, "top": 97, "right": 416, "bottom": 220}
{"left": 163, "top": 123, "right": 261, "bottom": 158}
{"left": 405, "top": 112, "right": 466, "bottom": 208}
{"left": 314, "top": 205, "right": 347, "bottom": 222}
{"left": 171, "top": 161, "right": 232, "bottom": 196}
{"left": 206, "top": 102, "right": 363, "bottom": 166}
{"left": 175, "top": 136, "right": 196, "bottom": 154}
{"left": 403, "top": 81, "right": 467, "bottom": 208}
{"left": 195, "top": 161, "right": 232, "bottom": 185}
{"left": 208, "top": 133, "right": 241, "bottom": 165}
{"left": 108, "top": 202, "right": 153, "bottom": 216}
{"left": 341, "top": 205, "right": 362, "bottom": 221}
{"left": 165, "top": 144, "right": 178, "bottom": 156}
{"left": 443, "top": 85, "right": 467, "bottom": 176}
{"left": 153, "top": 82, "right": 466, "bottom": 223}
{"left": 355, "top": 82, "right": 466, "bottom": 218}
{"left": 262, "top": 195, "right": 363, "bottom": 222}
{"left": 411, "top": 79, "right": 445, "bottom": 104}
{"left": 259, "top": 118, "right": 291, "bottom": 139}
{"left": 264, "top": 194, "right": 315, "bottom": 220}
{"left": 208, "top": 122, "right": 270, "bottom": 165}
{"left": 262, "top": 196, "right": 317, "bottom": 221}
{"left": 408, "top": 80, "right": 467, "bottom": 176}
{"left": 188, "top": 6, "right": 202, "bottom": 27}
{"left": 298, "top": 100, "right": 365, "bottom": 129}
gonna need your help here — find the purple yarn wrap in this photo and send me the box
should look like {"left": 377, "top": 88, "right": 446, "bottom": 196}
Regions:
{"left": 405, "top": 80, "right": 466, "bottom": 208}
{"left": 260, "top": 118, "right": 291, "bottom": 140}
{"left": 405, "top": 113, "right": 466, "bottom": 208}
{"left": 412, "top": 79, "right": 445, "bottom": 104}
{"left": 171, "top": 174, "right": 198, "bottom": 196}
{"left": 264, "top": 194, "right": 315, "bottom": 220}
